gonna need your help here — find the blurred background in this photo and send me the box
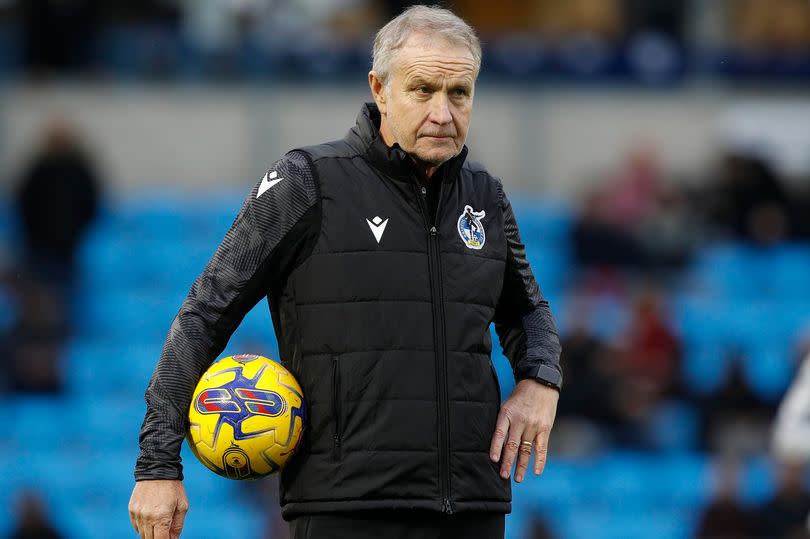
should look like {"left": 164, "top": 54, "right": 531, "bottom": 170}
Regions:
{"left": 2, "top": 0, "right": 810, "bottom": 538}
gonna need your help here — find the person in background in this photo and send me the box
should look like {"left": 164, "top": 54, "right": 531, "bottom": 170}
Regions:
{"left": 5, "top": 117, "right": 101, "bottom": 393}
{"left": 694, "top": 458, "right": 757, "bottom": 539}
{"left": 14, "top": 116, "right": 101, "bottom": 288}
{"left": 7, "top": 490, "right": 64, "bottom": 539}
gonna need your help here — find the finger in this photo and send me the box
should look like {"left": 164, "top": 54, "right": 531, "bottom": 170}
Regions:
{"left": 500, "top": 425, "right": 525, "bottom": 480}
{"left": 129, "top": 508, "right": 138, "bottom": 533}
{"left": 153, "top": 520, "right": 172, "bottom": 539}
{"left": 133, "top": 513, "right": 147, "bottom": 539}
{"left": 514, "top": 438, "right": 534, "bottom": 483}
{"left": 534, "top": 428, "right": 550, "bottom": 475}
{"left": 170, "top": 503, "right": 188, "bottom": 539}
{"left": 489, "top": 409, "right": 510, "bottom": 462}
{"left": 141, "top": 519, "right": 153, "bottom": 539}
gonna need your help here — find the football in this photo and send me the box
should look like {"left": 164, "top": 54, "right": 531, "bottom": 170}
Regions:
{"left": 186, "top": 354, "right": 307, "bottom": 479}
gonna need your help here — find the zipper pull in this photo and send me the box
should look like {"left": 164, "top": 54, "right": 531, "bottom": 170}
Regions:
{"left": 442, "top": 497, "right": 454, "bottom": 514}
{"left": 430, "top": 226, "right": 438, "bottom": 236}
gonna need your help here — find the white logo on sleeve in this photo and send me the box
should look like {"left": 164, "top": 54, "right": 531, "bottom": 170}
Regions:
{"left": 366, "top": 216, "right": 389, "bottom": 243}
{"left": 257, "top": 170, "right": 283, "bottom": 198}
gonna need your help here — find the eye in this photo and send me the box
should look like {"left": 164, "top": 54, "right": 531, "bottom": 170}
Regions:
{"left": 416, "top": 85, "right": 431, "bottom": 94}
{"left": 453, "top": 88, "right": 469, "bottom": 97}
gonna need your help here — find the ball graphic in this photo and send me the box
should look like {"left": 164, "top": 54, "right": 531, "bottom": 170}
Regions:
{"left": 186, "top": 354, "right": 306, "bottom": 479}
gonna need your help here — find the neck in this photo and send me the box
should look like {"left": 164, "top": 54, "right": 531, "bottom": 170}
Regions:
{"left": 379, "top": 118, "right": 438, "bottom": 180}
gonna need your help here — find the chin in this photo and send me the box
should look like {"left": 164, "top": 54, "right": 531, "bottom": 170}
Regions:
{"left": 416, "top": 145, "right": 459, "bottom": 166}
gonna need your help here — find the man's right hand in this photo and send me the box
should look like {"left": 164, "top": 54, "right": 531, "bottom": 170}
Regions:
{"left": 128, "top": 479, "right": 189, "bottom": 539}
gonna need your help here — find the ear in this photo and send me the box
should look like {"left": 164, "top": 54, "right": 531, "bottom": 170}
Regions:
{"left": 368, "top": 71, "right": 387, "bottom": 115}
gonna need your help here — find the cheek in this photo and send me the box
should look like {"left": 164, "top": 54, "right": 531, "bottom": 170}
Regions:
{"left": 453, "top": 103, "right": 472, "bottom": 126}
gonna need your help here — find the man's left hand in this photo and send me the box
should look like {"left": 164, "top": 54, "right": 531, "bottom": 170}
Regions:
{"left": 489, "top": 379, "right": 559, "bottom": 482}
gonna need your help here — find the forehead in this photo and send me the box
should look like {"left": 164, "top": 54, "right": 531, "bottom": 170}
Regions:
{"left": 392, "top": 33, "right": 477, "bottom": 81}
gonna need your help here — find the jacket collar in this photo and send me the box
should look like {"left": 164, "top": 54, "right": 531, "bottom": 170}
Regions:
{"left": 345, "top": 102, "right": 469, "bottom": 184}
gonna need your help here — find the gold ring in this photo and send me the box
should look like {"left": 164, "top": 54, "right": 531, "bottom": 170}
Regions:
{"left": 520, "top": 440, "right": 533, "bottom": 447}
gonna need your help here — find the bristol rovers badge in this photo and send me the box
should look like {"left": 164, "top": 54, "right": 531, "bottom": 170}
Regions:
{"left": 457, "top": 205, "right": 486, "bottom": 250}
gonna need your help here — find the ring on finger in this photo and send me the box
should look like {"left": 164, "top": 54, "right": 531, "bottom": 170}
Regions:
{"left": 519, "top": 440, "right": 533, "bottom": 453}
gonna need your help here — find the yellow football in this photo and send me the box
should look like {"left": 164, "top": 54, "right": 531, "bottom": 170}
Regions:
{"left": 186, "top": 354, "right": 306, "bottom": 479}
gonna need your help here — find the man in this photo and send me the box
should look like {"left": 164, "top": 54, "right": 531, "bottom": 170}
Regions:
{"left": 129, "top": 6, "right": 562, "bottom": 539}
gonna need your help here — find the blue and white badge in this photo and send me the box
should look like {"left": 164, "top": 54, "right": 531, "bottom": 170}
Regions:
{"left": 457, "top": 205, "right": 486, "bottom": 250}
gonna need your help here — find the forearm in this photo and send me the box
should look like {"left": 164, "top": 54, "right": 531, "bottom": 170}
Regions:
{"left": 135, "top": 308, "right": 222, "bottom": 480}
{"left": 496, "top": 301, "right": 562, "bottom": 389}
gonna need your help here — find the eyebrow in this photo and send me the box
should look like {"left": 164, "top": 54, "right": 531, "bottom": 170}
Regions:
{"left": 405, "top": 74, "right": 473, "bottom": 88}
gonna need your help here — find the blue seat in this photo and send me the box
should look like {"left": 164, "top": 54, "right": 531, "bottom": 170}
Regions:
{"left": 672, "top": 295, "right": 732, "bottom": 393}
{"left": 761, "top": 245, "right": 810, "bottom": 298}
{"left": 686, "top": 242, "right": 757, "bottom": 298}
{"left": 738, "top": 456, "right": 775, "bottom": 506}
{"left": 64, "top": 339, "right": 161, "bottom": 398}
{"left": 511, "top": 199, "right": 573, "bottom": 246}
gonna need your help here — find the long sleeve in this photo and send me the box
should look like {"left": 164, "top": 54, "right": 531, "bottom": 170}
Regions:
{"left": 493, "top": 187, "right": 563, "bottom": 390}
{"left": 134, "top": 151, "right": 320, "bottom": 481}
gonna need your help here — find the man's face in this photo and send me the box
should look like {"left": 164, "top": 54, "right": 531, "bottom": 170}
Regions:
{"left": 372, "top": 34, "right": 477, "bottom": 173}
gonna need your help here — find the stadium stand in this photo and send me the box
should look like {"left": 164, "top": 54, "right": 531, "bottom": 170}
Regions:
{"left": 1, "top": 195, "right": 807, "bottom": 538}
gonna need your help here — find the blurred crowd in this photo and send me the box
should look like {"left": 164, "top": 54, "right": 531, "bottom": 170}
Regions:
{"left": 555, "top": 143, "right": 810, "bottom": 539}
{"left": 0, "top": 0, "right": 809, "bottom": 81}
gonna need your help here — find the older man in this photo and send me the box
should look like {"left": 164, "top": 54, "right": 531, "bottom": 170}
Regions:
{"left": 129, "top": 6, "right": 562, "bottom": 539}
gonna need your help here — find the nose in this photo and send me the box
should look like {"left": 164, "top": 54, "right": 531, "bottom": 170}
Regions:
{"left": 428, "top": 93, "right": 452, "bottom": 126}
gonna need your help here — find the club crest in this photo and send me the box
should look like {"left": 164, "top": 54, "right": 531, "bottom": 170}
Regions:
{"left": 457, "top": 205, "right": 486, "bottom": 250}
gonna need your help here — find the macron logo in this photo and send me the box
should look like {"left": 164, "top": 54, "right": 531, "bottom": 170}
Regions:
{"left": 257, "top": 170, "right": 283, "bottom": 198}
{"left": 366, "top": 216, "right": 389, "bottom": 244}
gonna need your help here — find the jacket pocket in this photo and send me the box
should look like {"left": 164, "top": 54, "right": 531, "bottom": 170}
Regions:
{"left": 489, "top": 360, "right": 502, "bottom": 403}
{"left": 331, "top": 355, "right": 342, "bottom": 460}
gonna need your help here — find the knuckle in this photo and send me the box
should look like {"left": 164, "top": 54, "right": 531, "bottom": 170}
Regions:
{"left": 493, "top": 428, "right": 507, "bottom": 439}
{"left": 506, "top": 439, "right": 520, "bottom": 450}
{"left": 144, "top": 509, "right": 168, "bottom": 523}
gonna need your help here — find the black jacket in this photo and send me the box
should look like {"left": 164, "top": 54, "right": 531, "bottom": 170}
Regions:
{"left": 136, "top": 103, "right": 562, "bottom": 520}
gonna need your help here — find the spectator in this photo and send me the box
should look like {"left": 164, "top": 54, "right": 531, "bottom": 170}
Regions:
{"left": 637, "top": 185, "right": 699, "bottom": 269}
{"left": 695, "top": 458, "right": 757, "bottom": 539}
{"left": 571, "top": 190, "right": 645, "bottom": 269}
{"left": 702, "top": 152, "right": 791, "bottom": 244}
{"left": 7, "top": 491, "right": 64, "bottom": 539}
{"left": 14, "top": 116, "right": 101, "bottom": 288}
{"left": 5, "top": 117, "right": 101, "bottom": 393}
{"left": 698, "top": 359, "right": 775, "bottom": 456}
{"left": 524, "top": 514, "right": 557, "bottom": 539}
{"left": 554, "top": 323, "right": 618, "bottom": 455}
{"left": 621, "top": 288, "right": 682, "bottom": 398}
{"left": 2, "top": 275, "right": 66, "bottom": 393}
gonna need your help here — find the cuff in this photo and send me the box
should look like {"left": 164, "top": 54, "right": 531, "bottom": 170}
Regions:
{"left": 515, "top": 362, "right": 563, "bottom": 391}
{"left": 134, "top": 458, "right": 184, "bottom": 482}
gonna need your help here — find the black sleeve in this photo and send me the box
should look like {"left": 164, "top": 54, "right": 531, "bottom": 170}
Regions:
{"left": 134, "top": 151, "right": 320, "bottom": 481}
{"left": 492, "top": 185, "right": 563, "bottom": 391}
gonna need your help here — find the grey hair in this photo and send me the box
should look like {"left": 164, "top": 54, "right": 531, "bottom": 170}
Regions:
{"left": 372, "top": 5, "right": 482, "bottom": 86}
